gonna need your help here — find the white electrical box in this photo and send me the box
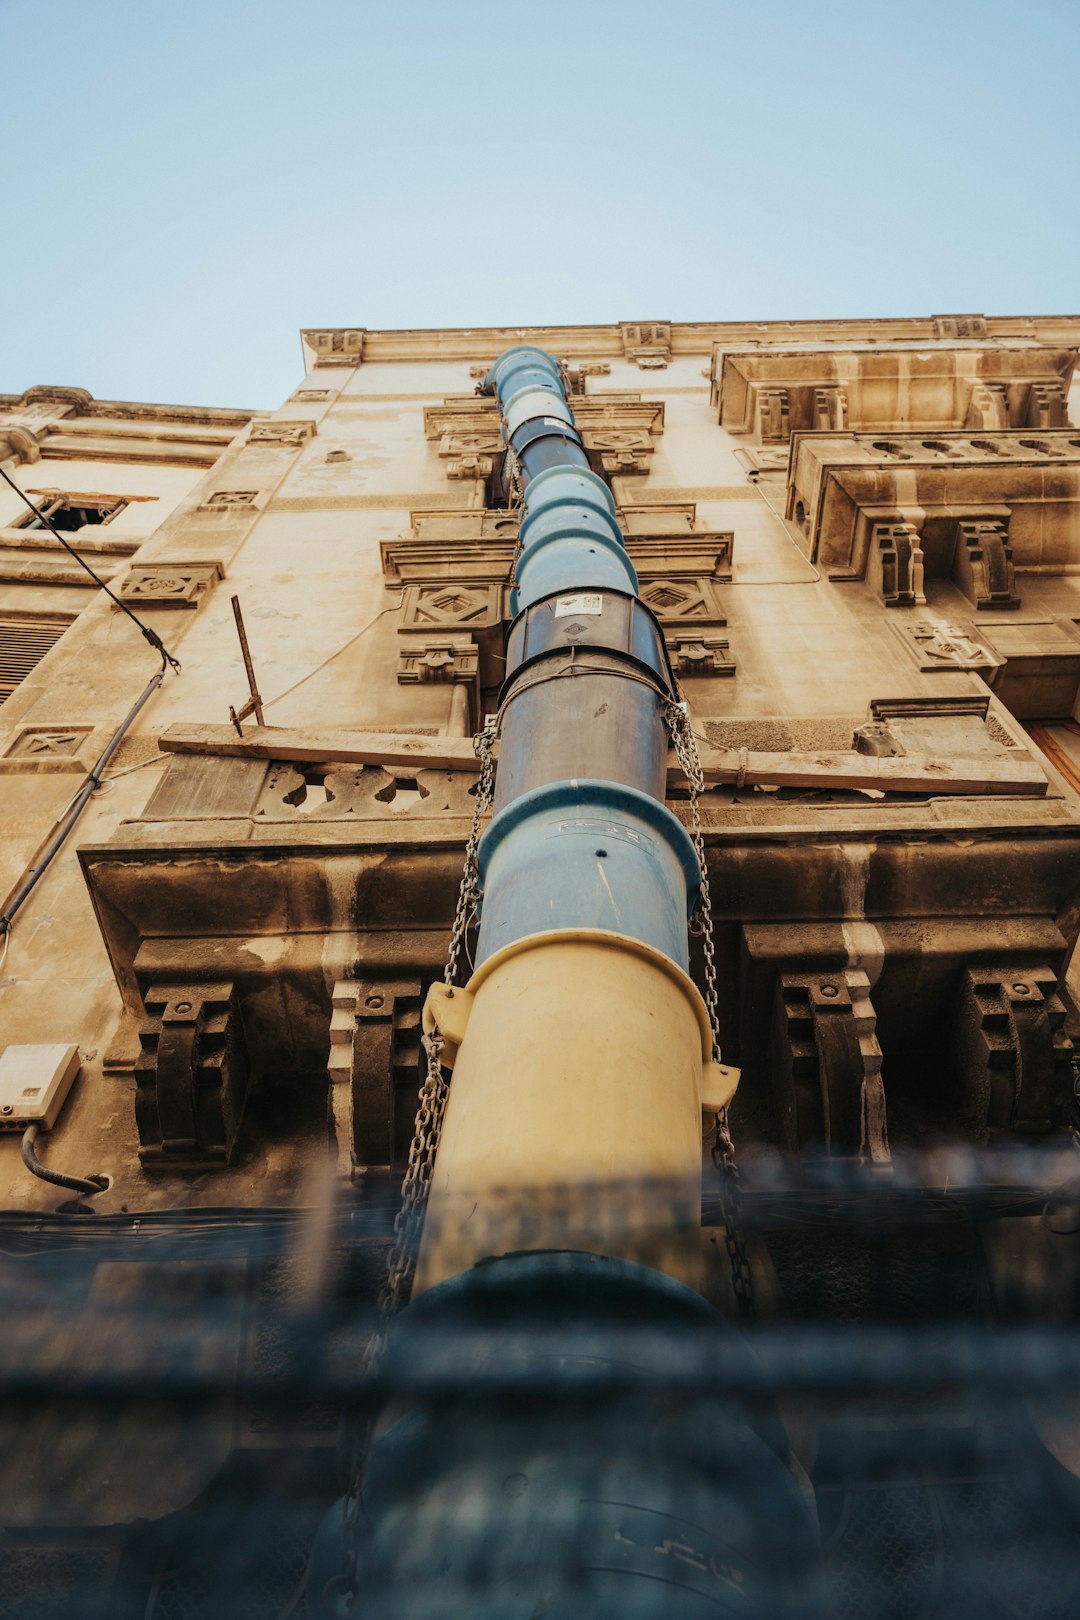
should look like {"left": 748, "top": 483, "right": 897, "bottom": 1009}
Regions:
{"left": 0, "top": 1044, "right": 80, "bottom": 1130}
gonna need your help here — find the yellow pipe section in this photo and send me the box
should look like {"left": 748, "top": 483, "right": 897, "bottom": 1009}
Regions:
{"left": 414, "top": 929, "right": 739, "bottom": 1296}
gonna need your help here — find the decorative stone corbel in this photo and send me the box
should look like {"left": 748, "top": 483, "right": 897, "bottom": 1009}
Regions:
{"left": 328, "top": 978, "right": 422, "bottom": 1173}
{"left": 755, "top": 387, "right": 790, "bottom": 444}
{"left": 770, "top": 969, "right": 889, "bottom": 1163}
{"left": 867, "top": 520, "right": 926, "bottom": 607}
{"left": 813, "top": 386, "right": 847, "bottom": 431}
{"left": 952, "top": 517, "right": 1020, "bottom": 610}
{"left": 397, "top": 637, "right": 479, "bottom": 687}
{"left": 966, "top": 382, "right": 1009, "bottom": 431}
{"left": 670, "top": 634, "right": 736, "bottom": 676}
{"left": 0, "top": 425, "right": 41, "bottom": 466}
{"left": 620, "top": 322, "right": 672, "bottom": 368}
{"left": 134, "top": 982, "right": 249, "bottom": 1168}
{"left": 1025, "top": 380, "right": 1069, "bottom": 430}
{"left": 953, "top": 964, "right": 1073, "bottom": 1138}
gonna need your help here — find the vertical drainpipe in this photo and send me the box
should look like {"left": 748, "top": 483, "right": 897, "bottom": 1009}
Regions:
{"left": 308, "top": 348, "right": 820, "bottom": 1620}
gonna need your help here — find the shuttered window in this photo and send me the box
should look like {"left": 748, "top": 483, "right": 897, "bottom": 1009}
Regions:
{"left": 0, "top": 617, "right": 70, "bottom": 704}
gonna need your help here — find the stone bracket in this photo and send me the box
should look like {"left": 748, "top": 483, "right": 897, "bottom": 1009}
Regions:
{"left": 771, "top": 968, "right": 889, "bottom": 1162}
{"left": 756, "top": 387, "right": 790, "bottom": 443}
{"left": 1026, "top": 380, "right": 1069, "bottom": 429}
{"left": 954, "top": 963, "right": 1074, "bottom": 1137}
{"left": 328, "top": 978, "right": 422, "bottom": 1173}
{"left": 952, "top": 516, "right": 1020, "bottom": 609}
{"left": 134, "top": 982, "right": 249, "bottom": 1169}
{"left": 620, "top": 322, "right": 672, "bottom": 368}
{"left": 867, "top": 519, "right": 926, "bottom": 607}
{"left": 670, "top": 633, "right": 736, "bottom": 676}
{"left": 814, "top": 386, "right": 847, "bottom": 431}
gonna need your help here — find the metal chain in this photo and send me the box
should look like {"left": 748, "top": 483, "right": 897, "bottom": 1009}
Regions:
{"left": 505, "top": 446, "right": 525, "bottom": 590}
{"left": 664, "top": 696, "right": 755, "bottom": 1323}
{"left": 382, "top": 716, "right": 496, "bottom": 1317}
{"left": 338, "top": 719, "right": 498, "bottom": 1589}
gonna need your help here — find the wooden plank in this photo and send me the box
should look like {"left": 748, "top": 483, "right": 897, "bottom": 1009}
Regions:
{"left": 158, "top": 724, "right": 1048, "bottom": 797}
{"left": 159, "top": 723, "right": 481, "bottom": 773}
{"left": 682, "top": 746, "right": 1047, "bottom": 797}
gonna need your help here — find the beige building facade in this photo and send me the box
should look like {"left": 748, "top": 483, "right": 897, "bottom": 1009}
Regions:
{"left": 3, "top": 315, "right": 1080, "bottom": 1615}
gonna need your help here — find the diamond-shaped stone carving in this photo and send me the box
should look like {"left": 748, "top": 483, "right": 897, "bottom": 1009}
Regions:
{"left": 5, "top": 726, "right": 90, "bottom": 759}
{"left": 638, "top": 578, "right": 726, "bottom": 625}
{"left": 402, "top": 582, "right": 503, "bottom": 631}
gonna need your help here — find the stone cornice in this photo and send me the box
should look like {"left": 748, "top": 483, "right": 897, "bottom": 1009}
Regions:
{"left": 0, "top": 389, "right": 260, "bottom": 429}
{"left": 301, "top": 315, "right": 1080, "bottom": 365}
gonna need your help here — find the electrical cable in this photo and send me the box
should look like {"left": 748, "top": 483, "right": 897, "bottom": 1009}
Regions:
{"left": 0, "top": 666, "right": 164, "bottom": 939}
{"left": 732, "top": 474, "right": 822, "bottom": 584}
{"left": 0, "top": 464, "right": 181, "bottom": 673}
{"left": 20, "top": 1124, "right": 107, "bottom": 1199}
{"left": 258, "top": 589, "right": 406, "bottom": 714}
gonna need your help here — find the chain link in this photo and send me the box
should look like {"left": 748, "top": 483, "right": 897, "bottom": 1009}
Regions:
{"left": 380, "top": 717, "right": 496, "bottom": 1323}
{"left": 505, "top": 446, "right": 525, "bottom": 590}
{"left": 338, "top": 718, "right": 498, "bottom": 1585}
{"left": 664, "top": 695, "right": 755, "bottom": 1323}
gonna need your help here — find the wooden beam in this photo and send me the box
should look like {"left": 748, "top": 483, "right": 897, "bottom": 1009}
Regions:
{"left": 680, "top": 745, "right": 1047, "bottom": 797}
{"left": 158, "top": 724, "right": 1047, "bottom": 797}
{"left": 158, "top": 723, "right": 482, "bottom": 772}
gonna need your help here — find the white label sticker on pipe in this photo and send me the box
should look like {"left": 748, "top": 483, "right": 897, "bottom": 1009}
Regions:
{"left": 554, "top": 594, "right": 603, "bottom": 617}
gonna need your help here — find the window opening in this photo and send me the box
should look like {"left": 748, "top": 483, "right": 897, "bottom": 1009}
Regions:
{"left": 17, "top": 495, "right": 127, "bottom": 532}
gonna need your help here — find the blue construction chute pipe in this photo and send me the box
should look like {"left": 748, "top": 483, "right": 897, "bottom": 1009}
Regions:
{"left": 474, "top": 345, "right": 696, "bottom": 968}
{"left": 307, "top": 346, "right": 821, "bottom": 1620}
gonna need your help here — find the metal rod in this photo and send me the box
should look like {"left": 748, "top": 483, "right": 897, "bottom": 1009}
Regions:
{"left": 230, "top": 594, "right": 264, "bottom": 730}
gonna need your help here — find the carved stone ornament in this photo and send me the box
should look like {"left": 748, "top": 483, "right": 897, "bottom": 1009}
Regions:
{"left": 953, "top": 964, "right": 1073, "bottom": 1138}
{"left": 5, "top": 726, "right": 89, "bottom": 759}
{"left": 402, "top": 581, "right": 503, "bottom": 633}
{"left": 670, "top": 634, "right": 736, "bottom": 676}
{"left": 867, "top": 520, "right": 926, "bottom": 608}
{"left": 117, "top": 561, "right": 223, "bottom": 610}
{"left": 770, "top": 968, "right": 889, "bottom": 1162}
{"left": 813, "top": 386, "right": 847, "bottom": 431}
{"left": 638, "top": 577, "right": 726, "bottom": 626}
{"left": 0, "top": 425, "right": 41, "bottom": 466}
{"left": 966, "top": 382, "right": 1009, "bottom": 431}
{"left": 1026, "top": 379, "right": 1069, "bottom": 429}
{"left": 890, "top": 618, "right": 1002, "bottom": 674}
{"left": 397, "top": 637, "right": 479, "bottom": 686}
{"left": 620, "top": 322, "right": 672, "bottom": 368}
{"left": 134, "top": 982, "right": 250, "bottom": 1168}
{"left": 247, "top": 419, "right": 317, "bottom": 449}
{"left": 302, "top": 328, "right": 366, "bottom": 366}
{"left": 932, "top": 314, "right": 988, "bottom": 339}
{"left": 424, "top": 395, "right": 665, "bottom": 488}
{"left": 756, "top": 387, "right": 791, "bottom": 443}
{"left": 328, "top": 978, "right": 422, "bottom": 1173}
{"left": 197, "top": 490, "right": 259, "bottom": 514}
{"left": 585, "top": 428, "right": 654, "bottom": 475}
{"left": 292, "top": 389, "right": 332, "bottom": 402}
{"left": 20, "top": 385, "right": 93, "bottom": 412}
{"left": 952, "top": 517, "right": 1020, "bottom": 610}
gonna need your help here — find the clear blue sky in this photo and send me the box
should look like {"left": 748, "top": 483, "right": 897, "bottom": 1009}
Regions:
{"left": 5, "top": 0, "right": 1078, "bottom": 409}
